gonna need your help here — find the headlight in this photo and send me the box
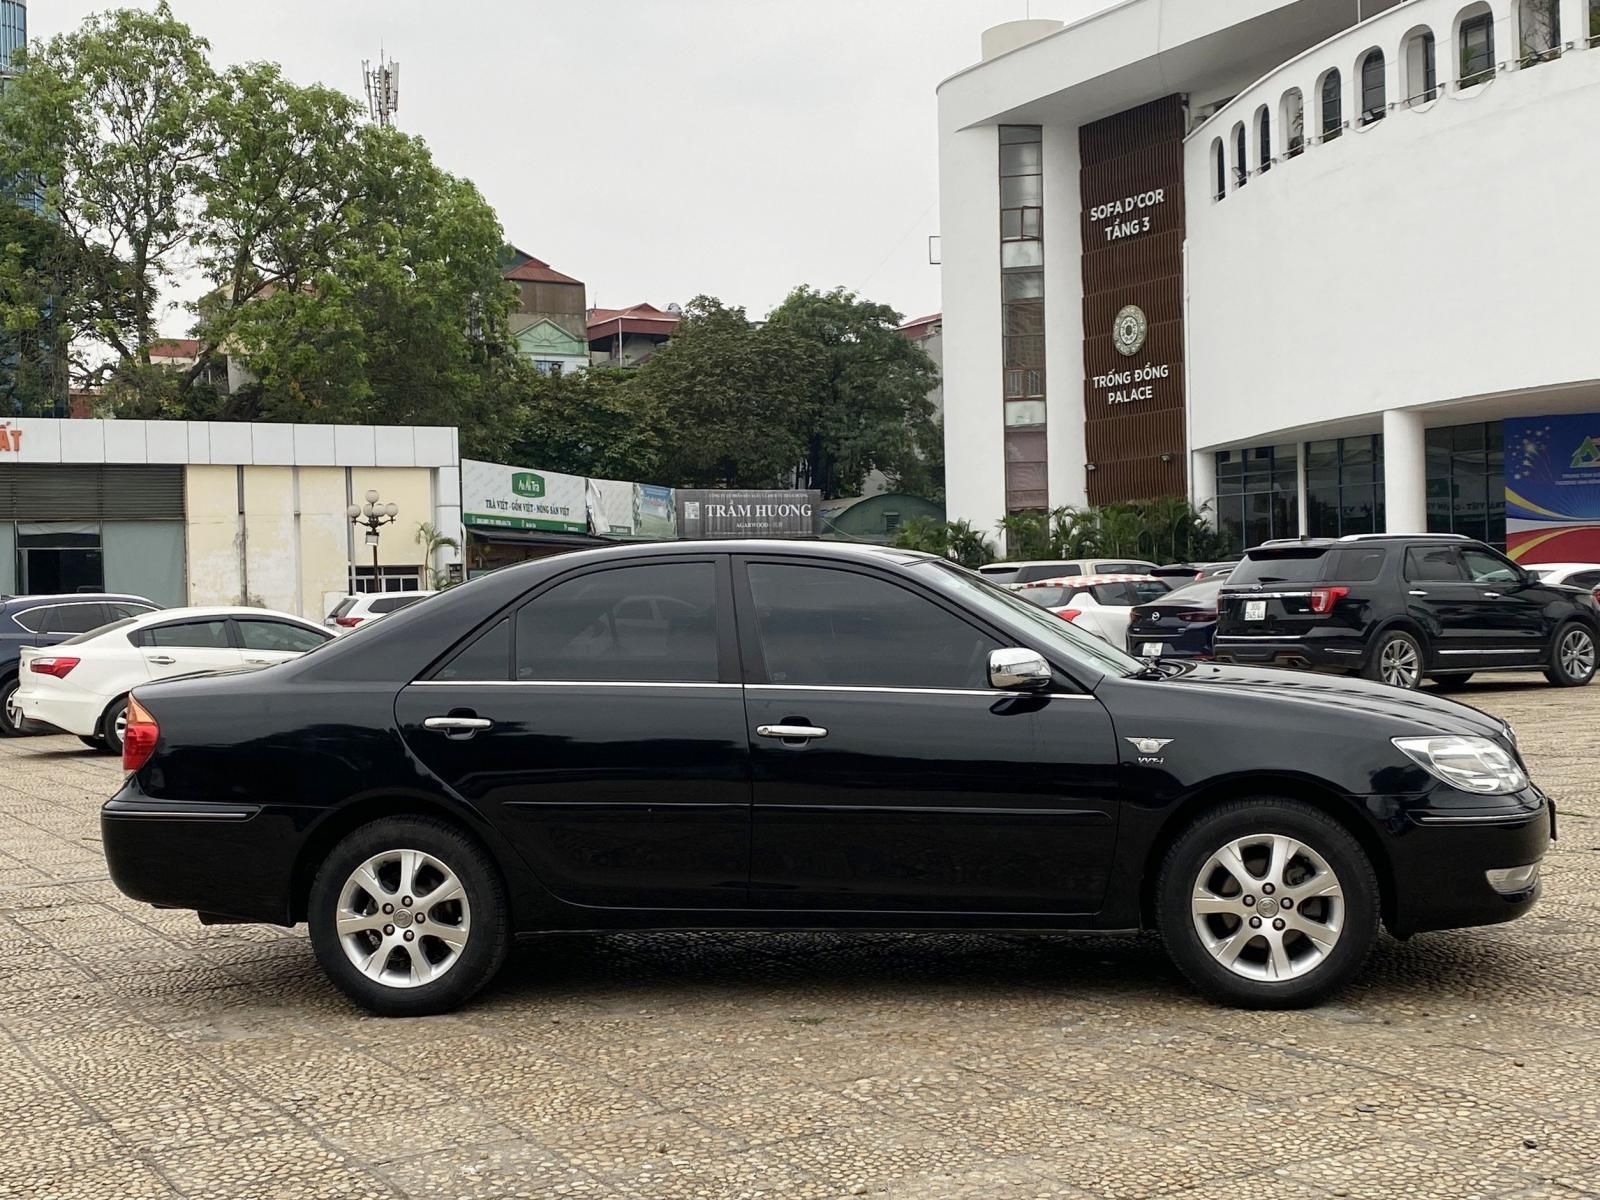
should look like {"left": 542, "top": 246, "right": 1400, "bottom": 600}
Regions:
{"left": 1393, "top": 735, "right": 1528, "bottom": 795}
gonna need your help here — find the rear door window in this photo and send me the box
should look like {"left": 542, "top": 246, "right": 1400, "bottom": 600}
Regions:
{"left": 1331, "top": 547, "right": 1388, "bottom": 581}
{"left": 47, "top": 603, "right": 113, "bottom": 634}
{"left": 1228, "top": 551, "right": 1330, "bottom": 585}
{"left": 434, "top": 618, "right": 513, "bottom": 682}
{"left": 1404, "top": 546, "right": 1465, "bottom": 582}
{"left": 515, "top": 562, "right": 720, "bottom": 683}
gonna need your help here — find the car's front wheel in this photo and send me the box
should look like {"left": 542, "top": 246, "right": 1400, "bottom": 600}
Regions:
{"left": 1365, "top": 630, "right": 1423, "bottom": 689}
{"left": 1545, "top": 621, "right": 1597, "bottom": 688}
{"left": 308, "top": 816, "right": 509, "bottom": 1016}
{"left": 1156, "top": 799, "right": 1380, "bottom": 1008}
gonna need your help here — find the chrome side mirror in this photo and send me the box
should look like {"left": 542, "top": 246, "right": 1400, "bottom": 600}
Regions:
{"left": 989, "top": 647, "right": 1051, "bottom": 691}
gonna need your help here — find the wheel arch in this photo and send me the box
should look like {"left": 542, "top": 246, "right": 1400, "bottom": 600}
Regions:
{"left": 288, "top": 793, "right": 525, "bottom": 926}
{"left": 1138, "top": 773, "right": 1397, "bottom": 931}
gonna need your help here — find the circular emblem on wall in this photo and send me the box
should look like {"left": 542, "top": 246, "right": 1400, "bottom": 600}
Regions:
{"left": 1113, "top": 304, "right": 1148, "bottom": 357}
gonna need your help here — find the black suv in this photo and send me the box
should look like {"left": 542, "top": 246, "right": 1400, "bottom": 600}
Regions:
{"left": 0, "top": 593, "right": 160, "bottom": 735}
{"left": 1213, "top": 535, "right": 1600, "bottom": 690}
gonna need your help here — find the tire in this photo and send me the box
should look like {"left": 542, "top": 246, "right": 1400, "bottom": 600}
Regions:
{"left": 1155, "top": 799, "right": 1380, "bottom": 1009}
{"left": 308, "top": 815, "right": 509, "bottom": 1017}
{"left": 100, "top": 696, "right": 130, "bottom": 755}
{"left": 1544, "top": 621, "right": 1597, "bottom": 688}
{"left": 0, "top": 674, "right": 30, "bottom": 738}
{"left": 1429, "top": 673, "right": 1474, "bottom": 692}
{"left": 1364, "top": 629, "right": 1423, "bottom": 690}
{"left": 79, "top": 735, "right": 106, "bottom": 751}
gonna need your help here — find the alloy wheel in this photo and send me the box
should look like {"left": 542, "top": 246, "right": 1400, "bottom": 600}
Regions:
{"left": 113, "top": 708, "right": 128, "bottom": 747}
{"left": 3, "top": 687, "right": 20, "bottom": 732}
{"left": 1559, "top": 628, "right": 1596, "bottom": 681}
{"left": 1190, "top": 834, "right": 1345, "bottom": 982}
{"left": 335, "top": 848, "right": 471, "bottom": 989}
{"left": 1379, "top": 638, "right": 1419, "bottom": 688}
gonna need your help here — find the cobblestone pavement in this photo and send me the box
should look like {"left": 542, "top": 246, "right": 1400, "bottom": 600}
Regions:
{"left": 1, "top": 676, "right": 1597, "bottom": 1199}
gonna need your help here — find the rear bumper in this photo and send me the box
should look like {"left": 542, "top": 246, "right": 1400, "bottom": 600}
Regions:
{"left": 1213, "top": 632, "right": 1365, "bottom": 671}
{"left": 1384, "top": 788, "right": 1553, "bottom": 936}
{"left": 15, "top": 686, "right": 104, "bottom": 736}
{"left": 102, "top": 778, "right": 301, "bottom": 925}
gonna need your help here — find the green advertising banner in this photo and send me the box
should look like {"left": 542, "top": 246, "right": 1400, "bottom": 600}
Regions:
{"left": 461, "top": 459, "right": 587, "bottom": 533}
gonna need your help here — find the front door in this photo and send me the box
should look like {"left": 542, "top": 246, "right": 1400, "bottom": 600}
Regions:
{"left": 736, "top": 558, "right": 1120, "bottom": 914}
{"left": 232, "top": 617, "right": 332, "bottom": 668}
{"left": 396, "top": 557, "right": 752, "bottom": 909}
{"left": 1457, "top": 546, "right": 1553, "bottom": 664}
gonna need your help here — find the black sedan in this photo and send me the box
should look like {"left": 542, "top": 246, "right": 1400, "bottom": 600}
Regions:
{"left": 1128, "top": 578, "right": 1226, "bottom": 660}
{"left": 103, "top": 541, "right": 1552, "bottom": 1016}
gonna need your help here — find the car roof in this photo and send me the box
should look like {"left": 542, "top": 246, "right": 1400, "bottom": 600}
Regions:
{"left": 1021, "top": 573, "right": 1161, "bottom": 589}
{"left": 2, "top": 593, "right": 155, "bottom": 608}
{"left": 122, "top": 605, "right": 319, "bottom": 627}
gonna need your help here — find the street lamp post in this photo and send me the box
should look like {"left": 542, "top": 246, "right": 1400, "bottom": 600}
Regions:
{"left": 346, "top": 489, "right": 399, "bottom": 593}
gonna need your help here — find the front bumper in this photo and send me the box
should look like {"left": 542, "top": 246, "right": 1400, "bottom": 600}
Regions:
{"left": 102, "top": 777, "right": 302, "bottom": 925}
{"left": 1383, "top": 786, "right": 1552, "bottom": 936}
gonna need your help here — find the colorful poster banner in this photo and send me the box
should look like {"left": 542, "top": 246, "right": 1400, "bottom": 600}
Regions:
{"left": 1505, "top": 414, "right": 1600, "bottom": 562}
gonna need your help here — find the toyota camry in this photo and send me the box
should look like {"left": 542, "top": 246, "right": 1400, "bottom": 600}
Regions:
{"left": 101, "top": 541, "right": 1552, "bottom": 1016}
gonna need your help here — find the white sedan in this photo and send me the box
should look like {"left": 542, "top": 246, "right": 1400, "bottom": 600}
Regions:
{"left": 1013, "top": 574, "right": 1173, "bottom": 645}
{"left": 1527, "top": 562, "right": 1600, "bottom": 594}
{"left": 15, "top": 606, "right": 333, "bottom": 754}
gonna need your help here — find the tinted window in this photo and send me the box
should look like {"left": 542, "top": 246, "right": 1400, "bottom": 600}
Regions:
{"left": 11, "top": 605, "right": 53, "bottom": 633}
{"left": 145, "top": 620, "right": 232, "bottom": 649}
{"left": 47, "top": 603, "right": 111, "bottom": 634}
{"left": 1460, "top": 548, "right": 1520, "bottom": 585}
{"left": 106, "top": 603, "right": 156, "bottom": 621}
{"left": 977, "top": 566, "right": 1020, "bottom": 584}
{"left": 1405, "top": 547, "right": 1464, "bottom": 582}
{"left": 330, "top": 598, "right": 358, "bottom": 619}
{"left": 1091, "top": 583, "right": 1133, "bottom": 606}
{"left": 1570, "top": 570, "right": 1600, "bottom": 589}
{"left": 1229, "top": 551, "right": 1329, "bottom": 585}
{"left": 61, "top": 617, "right": 138, "bottom": 646}
{"left": 1097, "top": 563, "right": 1150, "bottom": 575}
{"left": 1332, "top": 546, "right": 1388, "bottom": 581}
{"left": 1127, "top": 579, "right": 1171, "bottom": 603}
{"left": 515, "top": 563, "right": 718, "bottom": 683}
{"left": 370, "top": 595, "right": 424, "bottom": 615}
{"left": 1165, "top": 579, "right": 1226, "bottom": 606}
{"left": 1014, "top": 563, "right": 1082, "bottom": 583}
{"left": 236, "top": 620, "right": 329, "bottom": 654}
{"left": 746, "top": 563, "right": 999, "bottom": 689}
{"left": 435, "top": 618, "right": 511, "bottom": 682}
{"left": 1021, "top": 586, "right": 1076, "bottom": 608}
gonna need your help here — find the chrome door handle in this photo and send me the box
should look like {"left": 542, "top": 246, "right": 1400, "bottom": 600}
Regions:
{"left": 147, "top": 655, "right": 175, "bottom": 665}
{"left": 757, "top": 724, "right": 828, "bottom": 741}
{"left": 1408, "top": 590, "right": 1428, "bottom": 597}
{"left": 244, "top": 657, "right": 274, "bottom": 665}
{"left": 1483, "top": 591, "right": 1502, "bottom": 598}
{"left": 423, "top": 716, "right": 493, "bottom": 733}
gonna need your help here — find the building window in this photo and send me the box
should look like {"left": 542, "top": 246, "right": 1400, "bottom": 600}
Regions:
{"left": 1405, "top": 29, "right": 1439, "bottom": 104}
{"left": 999, "top": 125, "right": 1046, "bottom": 513}
{"left": 532, "top": 359, "right": 564, "bottom": 377}
{"left": 1255, "top": 105, "right": 1272, "bottom": 173}
{"left": 1426, "top": 422, "right": 1505, "bottom": 548}
{"left": 1460, "top": 10, "right": 1496, "bottom": 88}
{"left": 1360, "top": 49, "right": 1387, "bottom": 124}
{"left": 1591, "top": 0, "right": 1600, "bottom": 47}
{"left": 1230, "top": 122, "right": 1247, "bottom": 188}
{"left": 1213, "top": 445, "right": 1299, "bottom": 553}
{"left": 1319, "top": 70, "right": 1343, "bottom": 141}
{"left": 1517, "top": 0, "right": 1561, "bottom": 64}
{"left": 1305, "top": 436, "right": 1385, "bottom": 538}
{"left": 1281, "top": 89, "right": 1305, "bottom": 157}
{"left": 1211, "top": 137, "right": 1226, "bottom": 200}
{"left": 17, "top": 527, "right": 104, "bottom": 594}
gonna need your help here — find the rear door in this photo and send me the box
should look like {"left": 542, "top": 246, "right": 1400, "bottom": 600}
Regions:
{"left": 1402, "top": 544, "right": 1491, "bottom": 660}
{"left": 394, "top": 556, "right": 753, "bottom": 909}
{"left": 136, "top": 618, "right": 246, "bottom": 681}
{"left": 735, "top": 557, "right": 1120, "bottom": 914}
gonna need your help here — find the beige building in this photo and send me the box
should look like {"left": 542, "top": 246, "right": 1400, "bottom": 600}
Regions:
{"left": 0, "top": 419, "right": 462, "bottom": 618}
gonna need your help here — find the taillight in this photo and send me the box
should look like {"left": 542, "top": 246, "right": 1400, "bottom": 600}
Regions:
{"left": 122, "top": 696, "right": 160, "bottom": 772}
{"left": 1179, "top": 610, "right": 1219, "bottom": 623}
{"left": 30, "top": 656, "right": 79, "bottom": 678}
{"left": 1055, "top": 608, "right": 1082, "bottom": 622}
{"left": 335, "top": 616, "right": 364, "bottom": 627}
{"left": 1308, "top": 586, "right": 1350, "bottom": 614}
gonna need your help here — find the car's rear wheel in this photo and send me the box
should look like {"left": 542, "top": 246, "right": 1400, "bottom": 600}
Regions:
{"left": 308, "top": 816, "right": 509, "bottom": 1017}
{"left": 0, "top": 674, "right": 29, "bottom": 738}
{"left": 100, "top": 697, "right": 130, "bottom": 755}
{"left": 1156, "top": 799, "right": 1380, "bottom": 1008}
{"left": 1544, "top": 622, "right": 1597, "bottom": 688}
{"left": 1365, "top": 630, "right": 1423, "bottom": 690}
{"left": 1429, "top": 673, "right": 1474, "bottom": 692}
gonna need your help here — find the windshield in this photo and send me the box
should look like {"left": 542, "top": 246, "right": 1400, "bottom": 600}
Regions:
{"left": 917, "top": 560, "right": 1144, "bottom": 678}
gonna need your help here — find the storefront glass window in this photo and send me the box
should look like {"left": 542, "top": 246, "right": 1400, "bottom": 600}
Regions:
{"left": 1212, "top": 444, "right": 1299, "bottom": 552}
{"left": 1304, "top": 436, "right": 1385, "bottom": 538}
{"left": 1425, "top": 421, "right": 1505, "bottom": 548}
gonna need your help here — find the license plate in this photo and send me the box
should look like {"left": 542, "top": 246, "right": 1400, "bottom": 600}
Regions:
{"left": 1244, "top": 600, "right": 1267, "bottom": 621}
{"left": 1140, "top": 642, "right": 1164, "bottom": 657}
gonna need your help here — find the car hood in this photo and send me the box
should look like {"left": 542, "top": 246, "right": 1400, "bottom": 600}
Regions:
{"left": 1141, "top": 662, "right": 1510, "bottom": 740}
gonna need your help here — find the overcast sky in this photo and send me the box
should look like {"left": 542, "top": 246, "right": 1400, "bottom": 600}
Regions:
{"left": 35, "top": 0, "right": 1110, "bottom": 333}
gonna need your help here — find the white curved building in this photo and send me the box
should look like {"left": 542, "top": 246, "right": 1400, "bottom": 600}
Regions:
{"left": 938, "top": 0, "right": 1600, "bottom": 561}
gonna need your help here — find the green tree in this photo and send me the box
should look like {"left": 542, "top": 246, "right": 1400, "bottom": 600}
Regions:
{"left": 891, "top": 516, "right": 995, "bottom": 568}
{"left": 634, "top": 296, "right": 819, "bottom": 488}
{"left": 505, "top": 364, "right": 663, "bottom": 480}
{"left": 766, "top": 285, "right": 939, "bottom": 499}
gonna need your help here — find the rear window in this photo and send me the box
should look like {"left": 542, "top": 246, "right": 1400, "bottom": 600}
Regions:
{"left": 1097, "top": 562, "right": 1150, "bottom": 575}
{"left": 1330, "top": 546, "right": 1388, "bottom": 582}
{"left": 370, "top": 595, "right": 423, "bottom": 615}
{"left": 1164, "top": 579, "right": 1226, "bottom": 605}
{"left": 330, "top": 598, "right": 358, "bottom": 619}
{"left": 1228, "top": 550, "right": 1330, "bottom": 585}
